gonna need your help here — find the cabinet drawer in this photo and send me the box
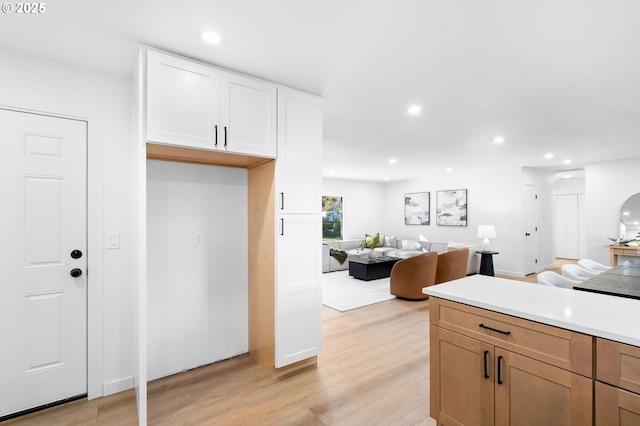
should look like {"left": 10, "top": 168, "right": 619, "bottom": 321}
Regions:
{"left": 430, "top": 298, "right": 592, "bottom": 377}
{"left": 597, "top": 338, "right": 640, "bottom": 394}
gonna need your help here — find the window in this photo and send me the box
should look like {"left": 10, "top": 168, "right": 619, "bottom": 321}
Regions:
{"left": 322, "top": 196, "right": 343, "bottom": 240}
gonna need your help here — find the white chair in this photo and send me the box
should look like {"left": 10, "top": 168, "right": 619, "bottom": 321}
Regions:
{"left": 561, "top": 264, "right": 598, "bottom": 282}
{"left": 578, "top": 259, "right": 612, "bottom": 273}
{"left": 537, "top": 271, "right": 581, "bottom": 289}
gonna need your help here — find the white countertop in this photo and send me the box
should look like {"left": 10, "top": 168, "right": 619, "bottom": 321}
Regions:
{"left": 423, "top": 274, "right": 640, "bottom": 347}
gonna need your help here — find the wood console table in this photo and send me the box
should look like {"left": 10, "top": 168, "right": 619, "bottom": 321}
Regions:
{"left": 607, "top": 244, "right": 640, "bottom": 266}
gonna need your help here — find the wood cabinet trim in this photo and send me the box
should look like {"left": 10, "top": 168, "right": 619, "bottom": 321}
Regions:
{"left": 147, "top": 143, "right": 272, "bottom": 169}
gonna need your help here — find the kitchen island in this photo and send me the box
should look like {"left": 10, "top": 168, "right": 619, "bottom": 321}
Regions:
{"left": 424, "top": 274, "right": 640, "bottom": 425}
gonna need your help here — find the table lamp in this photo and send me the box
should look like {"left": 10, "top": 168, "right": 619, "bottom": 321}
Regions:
{"left": 477, "top": 225, "right": 496, "bottom": 252}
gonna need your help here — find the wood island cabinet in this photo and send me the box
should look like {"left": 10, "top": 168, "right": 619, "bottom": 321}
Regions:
{"left": 430, "top": 297, "right": 593, "bottom": 426}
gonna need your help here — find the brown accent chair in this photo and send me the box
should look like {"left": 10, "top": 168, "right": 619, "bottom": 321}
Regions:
{"left": 435, "top": 247, "right": 470, "bottom": 284}
{"left": 390, "top": 251, "right": 438, "bottom": 300}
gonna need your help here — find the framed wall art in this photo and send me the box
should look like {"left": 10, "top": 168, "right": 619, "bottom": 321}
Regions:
{"left": 436, "top": 189, "right": 467, "bottom": 226}
{"left": 404, "top": 192, "right": 430, "bottom": 225}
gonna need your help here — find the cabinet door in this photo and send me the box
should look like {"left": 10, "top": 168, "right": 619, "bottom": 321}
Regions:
{"left": 596, "top": 381, "right": 640, "bottom": 425}
{"left": 146, "top": 50, "right": 220, "bottom": 149}
{"left": 430, "top": 326, "right": 495, "bottom": 425}
{"left": 275, "top": 214, "right": 322, "bottom": 367}
{"left": 495, "top": 348, "right": 592, "bottom": 426}
{"left": 276, "top": 87, "right": 322, "bottom": 214}
{"left": 219, "top": 72, "right": 276, "bottom": 157}
{"left": 597, "top": 337, "right": 640, "bottom": 394}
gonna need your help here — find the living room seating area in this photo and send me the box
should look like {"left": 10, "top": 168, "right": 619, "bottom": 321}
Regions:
{"left": 322, "top": 233, "right": 480, "bottom": 276}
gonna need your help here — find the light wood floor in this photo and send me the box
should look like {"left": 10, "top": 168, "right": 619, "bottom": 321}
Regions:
{"left": 4, "top": 259, "right": 576, "bottom": 425}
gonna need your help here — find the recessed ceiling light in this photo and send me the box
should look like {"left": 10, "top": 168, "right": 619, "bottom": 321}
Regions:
{"left": 389, "top": 158, "right": 397, "bottom": 164}
{"left": 329, "top": 170, "right": 336, "bottom": 176}
{"left": 563, "top": 159, "right": 572, "bottom": 164}
{"left": 494, "top": 136, "right": 505, "bottom": 144}
{"left": 201, "top": 31, "right": 221, "bottom": 44}
{"left": 383, "top": 176, "right": 389, "bottom": 181}
{"left": 623, "top": 211, "right": 630, "bottom": 216}
{"left": 544, "top": 153, "right": 554, "bottom": 159}
{"left": 445, "top": 167, "right": 453, "bottom": 172}
{"left": 407, "top": 105, "right": 421, "bottom": 115}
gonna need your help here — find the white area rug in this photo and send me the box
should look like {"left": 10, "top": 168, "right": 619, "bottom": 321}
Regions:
{"left": 322, "top": 270, "right": 396, "bottom": 312}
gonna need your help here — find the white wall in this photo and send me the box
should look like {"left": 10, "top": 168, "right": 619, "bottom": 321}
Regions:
{"left": 322, "top": 178, "right": 387, "bottom": 240}
{"left": 585, "top": 157, "right": 640, "bottom": 266}
{"left": 146, "top": 160, "right": 248, "bottom": 381}
{"left": 0, "top": 49, "right": 134, "bottom": 397}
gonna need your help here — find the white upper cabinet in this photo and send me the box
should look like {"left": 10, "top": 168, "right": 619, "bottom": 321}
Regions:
{"left": 276, "top": 87, "right": 322, "bottom": 214}
{"left": 146, "top": 49, "right": 276, "bottom": 158}
{"left": 146, "top": 50, "right": 220, "bottom": 149}
{"left": 219, "top": 73, "right": 276, "bottom": 157}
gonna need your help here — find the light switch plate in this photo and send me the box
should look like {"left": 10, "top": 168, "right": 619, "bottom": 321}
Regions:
{"left": 106, "top": 232, "right": 120, "bottom": 249}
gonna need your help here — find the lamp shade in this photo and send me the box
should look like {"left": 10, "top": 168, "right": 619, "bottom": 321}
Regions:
{"left": 477, "top": 225, "right": 496, "bottom": 252}
{"left": 477, "top": 225, "right": 496, "bottom": 239}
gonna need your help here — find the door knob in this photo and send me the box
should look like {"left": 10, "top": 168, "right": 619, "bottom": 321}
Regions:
{"left": 70, "top": 249, "right": 83, "bottom": 259}
{"left": 70, "top": 268, "right": 83, "bottom": 278}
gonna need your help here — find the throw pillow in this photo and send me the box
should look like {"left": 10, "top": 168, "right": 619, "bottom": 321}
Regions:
{"left": 400, "top": 239, "right": 420, "bottom": 250}
{"left": 365, "top": 233, "right": 380, "bottom": 248}
{"left": 384, "top": 234, "right": 397, "bottom": 248}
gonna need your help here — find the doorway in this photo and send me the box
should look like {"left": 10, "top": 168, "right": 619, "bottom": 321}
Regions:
{"left": 0, "top": 109, "right": 88, "bottom": 418}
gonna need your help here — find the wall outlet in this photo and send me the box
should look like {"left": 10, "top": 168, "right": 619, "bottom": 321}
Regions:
{"left": 194, "top": 232, "right": 204, "bottom": 246}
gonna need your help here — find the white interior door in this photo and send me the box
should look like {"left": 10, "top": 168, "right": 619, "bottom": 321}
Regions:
{"left": 524, "top": 184, "right": 538, "bottom": 275}
{"left": 0, "top": 109, "right": 87, "bottom": 418}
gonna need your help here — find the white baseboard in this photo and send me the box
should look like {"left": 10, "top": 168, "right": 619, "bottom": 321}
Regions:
{"left": 103, "top": 376, "right": 134, "bottom": 396}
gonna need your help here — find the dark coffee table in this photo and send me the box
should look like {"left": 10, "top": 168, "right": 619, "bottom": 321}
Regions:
{"left": 349, "top": 257, "right": 399, "bottom": 281}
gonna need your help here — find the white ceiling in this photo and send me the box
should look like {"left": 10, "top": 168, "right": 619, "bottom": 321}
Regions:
{"left": 1, "top": 0, "right": 639, "bottom": 182}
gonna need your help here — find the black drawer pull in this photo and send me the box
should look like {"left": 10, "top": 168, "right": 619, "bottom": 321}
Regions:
{"left": 483, "top": 350, "right": 490, "bottom": 379}
{"left": 479, "top": 323, "right": 511, "bottom": 335}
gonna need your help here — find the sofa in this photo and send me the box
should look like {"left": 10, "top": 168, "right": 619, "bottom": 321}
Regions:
{"left": 322, "top": 237, "right": 481, "bottom": 275}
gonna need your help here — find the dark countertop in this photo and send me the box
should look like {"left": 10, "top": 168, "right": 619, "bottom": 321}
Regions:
{"left": 573, "top": 265, "right": 640, "bottom": 300}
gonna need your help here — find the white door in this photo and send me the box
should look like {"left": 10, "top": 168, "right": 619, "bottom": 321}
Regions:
{"left": 275, "top": 214, "right": 322, "bottom": 367}
{"left": 0, "top": 109, "right": 87, "bottom": 417}
{"left": 219, "top": 72, "right": 276, "bottom": 157}
{"left": 276, "top": 87, "right": 322, "bottom": 214}
{"left": 524, "top": 185, "right": 538, "bottom": 275}
{"left": 146, "top": 50, "right": 220, "bottom": 149}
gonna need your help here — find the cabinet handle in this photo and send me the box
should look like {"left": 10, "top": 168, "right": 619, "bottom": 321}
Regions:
{"left": 280, "top": 192, "right": 285, "bottom": 210}
{"left": 479, "top": 323, "right": 511, "bottom": 335}
{"left": 214, "top": 125, "right": 218, "bottom": 146}
{"left": 224, "top": 126, "right": 228, "bottom": 147}
{"left": 497, "top": 355, "right": 504, "bottom": 385}
{"left": 483, "top": 350, "right": 490, "bottom": 379}
{"left": 280, "top": 218, "right": 284, "bottom": 236}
